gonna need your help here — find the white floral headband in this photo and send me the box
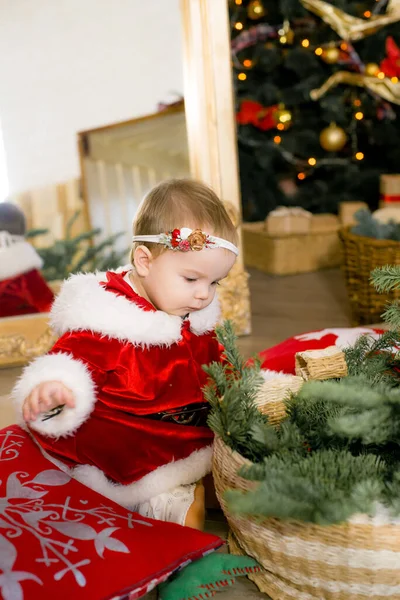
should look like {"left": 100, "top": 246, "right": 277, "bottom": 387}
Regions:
{"left": 132, "top": 227, "right": 238, "bottom": 256}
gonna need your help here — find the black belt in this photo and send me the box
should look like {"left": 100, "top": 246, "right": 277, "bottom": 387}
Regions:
{"left": 147, "top": 403, "right": 209, "bottom": 427}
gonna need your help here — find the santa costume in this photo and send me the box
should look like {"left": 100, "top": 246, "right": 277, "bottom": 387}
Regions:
{"left": 0, "top": 231, "right": 54, "bottom": 318}
{"left": 13, "top": 270, "right": 221, "bottom": 522}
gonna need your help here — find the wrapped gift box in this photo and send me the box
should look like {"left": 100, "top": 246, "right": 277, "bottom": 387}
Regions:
{"left": 380, "top": 174, "right": 400, "bottom": 207}
{"left": 242, "top": 221, "right": 341, "bottom": 275}
{"left": 311, "top": 214, "right": 340, "bottom": 233}
{"left": 265, "top": 206, "right": 312, "bottom": 236}
{"left": 339, "top": 201, "right": 369, "bottom": 227}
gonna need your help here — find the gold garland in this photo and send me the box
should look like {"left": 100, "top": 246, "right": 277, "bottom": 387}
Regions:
{"left": 299, "top": 0, "right": 400, "bottom": 104}
{"left": 0, "top": 327, "right": 56, "bottom": 367}
{"left": 300, "top": 0, "right": 400, "bottom": 41}
{"left": 310, "top": 71, "right": 400, "bottom": 105}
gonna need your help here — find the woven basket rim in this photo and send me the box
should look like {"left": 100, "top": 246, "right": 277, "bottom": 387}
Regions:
{"left": 214, "top": 434, "right": 253, "bottom": 467}
{"left": 339, "top": 225, "right": 400, "bottom": 248}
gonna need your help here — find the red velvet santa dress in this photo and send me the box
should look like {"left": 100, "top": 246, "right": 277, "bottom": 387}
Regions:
{"left": 12, "top": 270, "right": 221, "bottom": 511}
{"left": 0, "top": 232, "right": 54, "bottom": 318}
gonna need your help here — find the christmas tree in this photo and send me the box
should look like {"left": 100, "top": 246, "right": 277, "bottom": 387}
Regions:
{"left": 231, "top": 0, "right": 400, "bottom": 220}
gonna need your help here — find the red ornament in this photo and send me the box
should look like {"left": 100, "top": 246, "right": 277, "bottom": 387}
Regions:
{"left": 236, "top": 100, "right": 279, "bottom": 131}
{"left": 380, "top": 36, "right": 400, "bottom": 78}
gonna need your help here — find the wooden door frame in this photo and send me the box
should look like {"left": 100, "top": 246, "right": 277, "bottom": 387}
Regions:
{"left": 180, "top": 0, "right": 251, "bottom": 334}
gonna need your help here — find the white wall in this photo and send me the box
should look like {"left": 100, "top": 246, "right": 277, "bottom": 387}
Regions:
{"left": 0, "top": 0, "right": 183, "bottom": 194}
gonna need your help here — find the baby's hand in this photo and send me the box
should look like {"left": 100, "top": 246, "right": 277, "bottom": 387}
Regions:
{"left": 23, "top": 381, "right": 75, "bottom": 422}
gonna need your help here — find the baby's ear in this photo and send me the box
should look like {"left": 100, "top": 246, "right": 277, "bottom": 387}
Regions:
{"left": 133, "top": 245, "right": 152, "bottom": 276}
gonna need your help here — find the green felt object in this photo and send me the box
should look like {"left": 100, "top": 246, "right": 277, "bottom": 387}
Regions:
{"left": 158, "top": 552, "right": 260, "bottom": 600}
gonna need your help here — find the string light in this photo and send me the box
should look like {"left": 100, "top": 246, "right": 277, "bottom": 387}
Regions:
{"left": 273, "top": 135, "right": 282, "bottom": 144}
{"left": 355, "top": 111, "right": 364, "bottom": 120}
{"left": 234, "top": 22, "right": 243, "bottom": 30}
{"left": 340, "top": 42, "right": 348, "bottom": 51}
{"left": 392, "top": 76, "right": 399, "bottom": 83}
{"left": 252, "top": 3, "right": 264, "bottom": 14}
{"left": 377, "top": 71, "right": 385, "bottom": 79}
{"left": 355, "top": 152, "right": 364, "bottom": 160}
{"left": 235, "top": 0, "right": 243, "bottom": 4}
{"left": 308, "top": 157, "right": 317, "bottom": 166}
{"left": 280, "top": 36, "right": 287, "bottom": 44}
{"left": 301, "top": 39, "right": 310, "bottom": 48}
{"left": 353, "top": 99, "right": 362, "bottom": 107}
{"left": 276, "top": 123, "right": 285, "bottom": 131}
{"left": 363, "top": 10, "right": 371, "bottom": 18}
{"left": 297, "top": 172, "right": 306, "bottom": 180}
{"left": 238, "top": 72, "right": 247, "bottom": 80}
{"left": 243, "top": 59, "right": 253, "bottom": 67}
{"left": 315, "top": 47, "right": 323, "bottom": 56}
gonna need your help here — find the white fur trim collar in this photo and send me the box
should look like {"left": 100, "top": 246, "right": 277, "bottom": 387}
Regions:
{"left": 0, "top": 240, "right": 43, "bottom": 279}
{"left": 50, "top": 271, "right": 220, "bottom": 347}
{"left": 72, "top": 445, "right": 213, "bottom": 507}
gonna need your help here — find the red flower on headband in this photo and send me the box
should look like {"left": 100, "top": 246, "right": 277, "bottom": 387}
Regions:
{"left": 171, "top": 228, "right": 181, "bottom": 248}
{"left": 178, "top": 239, "right": 191, "bottom": 251}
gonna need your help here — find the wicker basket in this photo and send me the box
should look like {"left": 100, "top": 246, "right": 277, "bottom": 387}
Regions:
{"left": 213, "top": 434, "right": 400, "bottom": 600}
{"left": 339, "top": 227, "right": 400, "bottom": 325}
{"left": 254, "top": 375, "right": 303, "bottom": 426}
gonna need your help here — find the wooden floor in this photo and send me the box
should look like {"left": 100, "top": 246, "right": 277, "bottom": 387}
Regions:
{"left": 0, "top": 267, "right": 353, "bottom": 599}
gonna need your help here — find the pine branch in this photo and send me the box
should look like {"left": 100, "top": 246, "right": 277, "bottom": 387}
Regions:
{"left": 205, "top": 321, "right": 268, "bottom": 461}
{"left": 343, "top": 330, "right": 400, "bottom": 386}
{"left": 371, "top": 266, "right": 400, "bottom": 294}
{"left": 226, "top": 450, "right": 384, "bottom": 525}
{"left": 381, "top": 302, "right": 400, "bottom": 330}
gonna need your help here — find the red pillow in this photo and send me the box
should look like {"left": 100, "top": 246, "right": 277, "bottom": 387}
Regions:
{"left": 0, "top": 424, "right": 222, "bottom": 600}
{"left": 260, "top": 327, "right": 383, "bottom": 375}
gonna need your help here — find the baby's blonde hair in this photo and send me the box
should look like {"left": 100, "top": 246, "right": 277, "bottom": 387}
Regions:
{"left": 131, "top": 179, "right": 239, "bottom": 262}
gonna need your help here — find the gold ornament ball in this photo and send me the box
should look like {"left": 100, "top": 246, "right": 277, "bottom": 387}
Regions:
{"left": 319, "top": 123, "right": 348, "bottom": 152}
{"left": 322, "top": 46, "right": 340, "bottom": 64}
{"left": 247, "top": 0, "right": 266, "bottom": 19}
{"left": 365, "top": 62, "right": 380, "bottom": 77}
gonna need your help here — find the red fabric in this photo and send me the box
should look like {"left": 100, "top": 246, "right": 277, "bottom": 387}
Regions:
{"left": 31, "top": 272, "right": 220, "bottom": 486}
{"left": 380, "top": 194, "right": 400, "bottom": 204}
{"left": 236, "top": 100, "right": 279, "bottom": 131}
{"left": 0, "top": 424, "right": 222, "bottom": 600}
{"left": 380, "top": 36, "right": 400, "bottom": 78}
{"left": 0, "top": 268, "right": 54, "bottom": 317}
{"left": 259, "top": 328, "right": 384, "bottom": 375}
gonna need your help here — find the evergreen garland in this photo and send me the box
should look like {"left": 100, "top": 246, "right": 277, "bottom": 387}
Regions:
{"left": 206, "top": 265, "right": 400, "bottom": 525}
{"left": 27, "top": 211, "right": 129, "bottom": 281}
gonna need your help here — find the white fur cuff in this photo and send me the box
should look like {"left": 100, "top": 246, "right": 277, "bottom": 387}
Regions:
{"left": 0, "top": 240, "right": 43, "bottom": 279}
{"left": 12, "top": 352, "right": 97, "bottom": 438}
{"left": 72, "top": 445, "right": 213, "bottom": 508}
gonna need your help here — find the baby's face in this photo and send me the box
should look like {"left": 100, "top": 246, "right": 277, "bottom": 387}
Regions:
{"left": 144, "top": 247, "right": 236, "bottom": 316}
